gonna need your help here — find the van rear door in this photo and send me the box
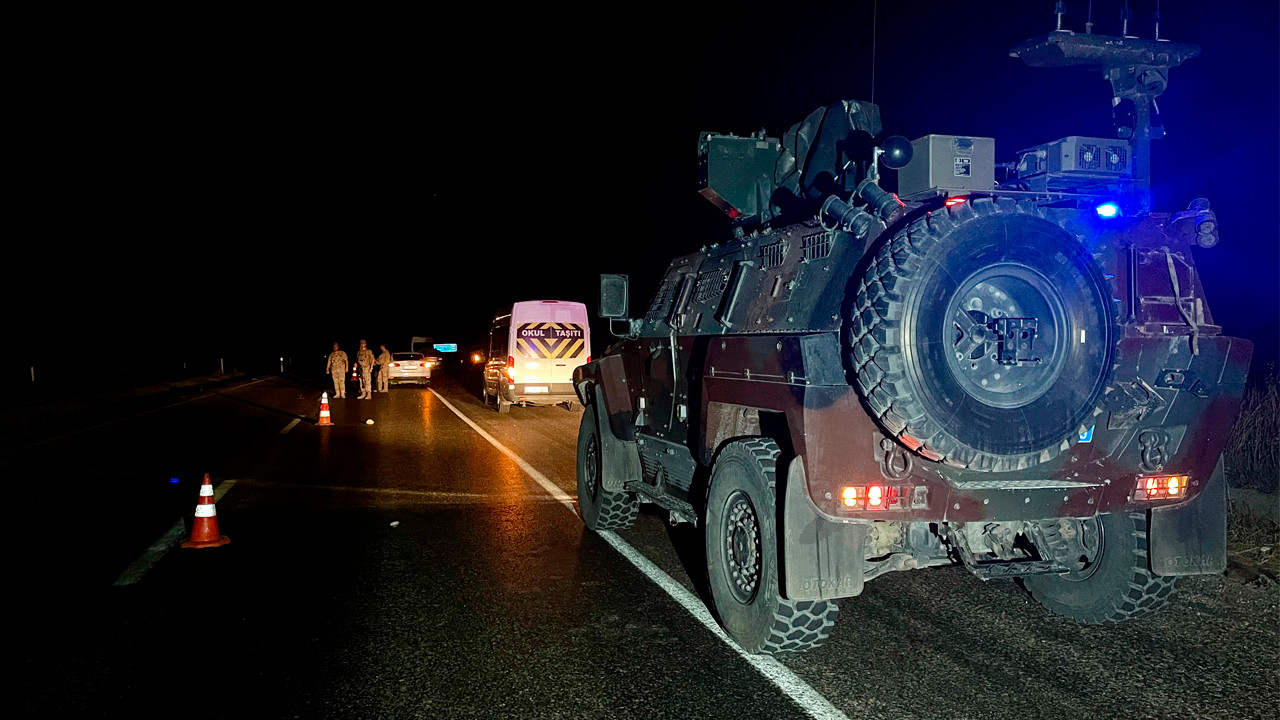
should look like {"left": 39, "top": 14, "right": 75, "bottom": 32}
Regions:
{"left": 511, "top": 301, "right": 589, "bottom": 393}
{"left": 548, "top": 304, "right": 589, "bottom": 388}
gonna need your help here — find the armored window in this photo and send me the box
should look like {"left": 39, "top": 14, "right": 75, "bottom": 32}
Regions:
{"left": 645, "top": 276, "right": 680, "bottom": 322}
{"left": 759, "top": 240, "right": 788, "bottom": 269}
{"left": 800, "top": 232, "right": 832, "bottom": 261}
{"left": 694, "top": 268, "right": 729, "bottom": 303}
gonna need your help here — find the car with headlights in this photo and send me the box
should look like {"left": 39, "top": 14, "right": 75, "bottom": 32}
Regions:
{"left": 385, "top": 352, "right": 432, "bottom": 386}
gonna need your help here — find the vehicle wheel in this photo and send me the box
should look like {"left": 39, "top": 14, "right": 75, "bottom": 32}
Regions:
{"left": 481, "top": 386, "right": 490, "bottom": 406}
{"left": 1023, "top": 512, "right": 1179, "bottom": 623}
{"left": 705, "top": 439, "right": 838, "bottom": 654}
{"left": 849, "top": 197, "right": 1118, "bottom": 472}
{"left": 576, "top": 402, "right": 638, "bottom": 530}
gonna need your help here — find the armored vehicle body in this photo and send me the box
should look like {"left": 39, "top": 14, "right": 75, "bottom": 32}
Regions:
{"left": 573, "top": 28, "right": 1251, "bottom": 654}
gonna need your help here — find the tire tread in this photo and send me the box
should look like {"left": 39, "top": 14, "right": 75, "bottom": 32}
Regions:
{"left": 722, "top": 439, "right": 839, "bottom": 654}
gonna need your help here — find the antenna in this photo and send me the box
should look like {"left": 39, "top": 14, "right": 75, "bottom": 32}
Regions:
{"left": 1154, "top": 0, "right": 1162, "bottom": 41}
{"left": 1085, "top": 0, "right": 1094, "bottom": 34}
{"left": 1010, "top": 30, "right": 1200, "bottom": 211}
{"left": 870, "top": 0, "right": 878, "bottom": 104}
{"left": 1122, "top": 0, "right": 1131, "bottom": 36}
{"left": 1054, "top": 1, "right": 1065, "bottom": 31}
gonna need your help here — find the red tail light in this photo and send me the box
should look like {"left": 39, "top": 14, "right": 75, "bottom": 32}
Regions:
{"left": 587, "top": 356, "right": 592, "bottom": 363}
{"left": 391, "top": 363, "right": 400, "bottom": 367}
{"left": 1136, "top": 475, "right": 1190, "bottom": 500}
{"left": 838, "top": 484, "right": 926, "bottom": 511}
{"left": 867, "top": 485, "right": 884, "bottom": 508}
{"left": 507, "top": 356, "right": 515, "bottom": 383}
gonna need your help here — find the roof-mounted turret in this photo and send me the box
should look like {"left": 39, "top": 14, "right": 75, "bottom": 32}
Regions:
{"left": 1010, "top": 30, "right": 1200, "bottom": 210}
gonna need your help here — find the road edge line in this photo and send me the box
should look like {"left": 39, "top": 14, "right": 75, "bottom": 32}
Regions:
{"left": 429, "top": 388, "right": 848, "bottom": 720}
{"left": 429, "top": 390, "right": 575, "bottom": 504}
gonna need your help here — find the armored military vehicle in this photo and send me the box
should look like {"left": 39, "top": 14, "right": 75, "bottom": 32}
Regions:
{"left": 572, "top": 24, "right": 1252, "bottom": 654}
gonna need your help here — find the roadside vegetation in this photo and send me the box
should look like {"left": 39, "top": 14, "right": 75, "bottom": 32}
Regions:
{"left": 1224, "top": 373, "right": 1279, "bottom": 578}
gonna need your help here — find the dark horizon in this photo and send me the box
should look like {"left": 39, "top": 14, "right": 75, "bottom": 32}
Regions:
{"left": 8, "top": 1, "right": 1277, "bottom": 382}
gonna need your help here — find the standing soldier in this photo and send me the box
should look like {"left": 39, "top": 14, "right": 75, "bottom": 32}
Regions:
{"left": 376, "top": 343, "right": 393, "bottom": 393}
{"left": 356, "top": 339, "right": 376, "bottom": 400}
{"left": 326, "top": 342, "right": 349, "bottom": 399}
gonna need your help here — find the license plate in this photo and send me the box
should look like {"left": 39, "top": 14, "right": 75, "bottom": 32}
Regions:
{"left": 524, "top": 386, "right": 548, "bottom": 393}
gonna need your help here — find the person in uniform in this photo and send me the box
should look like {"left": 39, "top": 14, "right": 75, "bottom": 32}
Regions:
{"left": 376, "top": 343, "right": 393, "bottom": 393}
{"left": 326, "top": 343, "right": 349, "bottom": 398}
{"left": 356, "top": 339, "right": 376, "bottom": 400}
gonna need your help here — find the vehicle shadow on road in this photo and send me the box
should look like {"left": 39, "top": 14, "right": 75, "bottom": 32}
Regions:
{"left": 657, "top": 507, "right": 716, "bottom": 608}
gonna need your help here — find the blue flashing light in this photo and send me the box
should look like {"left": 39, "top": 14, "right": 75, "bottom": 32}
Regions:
{"left": 169, "top": 478, "right": 180, "bottom": 484}
{"left": 1095, "top": 202, "right": 1120, "bottom": 218}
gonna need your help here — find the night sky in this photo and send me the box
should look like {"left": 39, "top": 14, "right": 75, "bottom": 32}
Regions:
{"left": 11, "top": 1, "right": 1277, "bottom": 381}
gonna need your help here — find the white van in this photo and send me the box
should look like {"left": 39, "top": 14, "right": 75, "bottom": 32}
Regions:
{"left": 482, "top": 300, "right": 590, "bottom": 413}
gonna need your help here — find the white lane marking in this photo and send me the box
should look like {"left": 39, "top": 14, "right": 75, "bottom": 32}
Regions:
{"left": 597, "top": 531, "right": 849, "bottom": 720}
{"left": 430, "top": 388, "right": 848, "bottom": 720}
{"left": 429, "top": 390, "right": 576, "bottom": 504}
{"left": 279, "top": 418, "right": 302, "bottom": 435}
{"left": 113, "top": 520, "right": 186, "bottom": 586}
{"left": 213, "top": 479, "right": 236, "bottom": 502}
{"left": 114, "top": 479, "right": 238, "bottom": 586}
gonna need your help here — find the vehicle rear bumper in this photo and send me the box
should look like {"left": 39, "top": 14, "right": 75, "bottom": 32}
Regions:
{"left": 500, "top": 382, "right": 577, "bottom": 405}
{"left": 794, "top": 334, "right": 1252, "bottom": 524}
{"left": 388, "top": 372, "right": 431, "bottom": 382}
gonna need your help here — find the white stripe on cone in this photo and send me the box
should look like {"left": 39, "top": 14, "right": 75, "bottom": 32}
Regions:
{"left": 199, "top": 484, "right": 214, "bottom": 497}
{"left": 195, "top": 504, "right": 217, "bottom": 517}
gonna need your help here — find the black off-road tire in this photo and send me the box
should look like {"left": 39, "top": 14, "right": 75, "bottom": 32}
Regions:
{"left": 849, "top": 197, "right": 1118, "bottom": 472}
{"left": 576, "top": 402, "right": 638, "bottom": 531}
{"left": 705, "top": 439, "right": 838, "bottom": 654}
{"left": 1024, "top": 512, "right": 1179, "bottom": 623}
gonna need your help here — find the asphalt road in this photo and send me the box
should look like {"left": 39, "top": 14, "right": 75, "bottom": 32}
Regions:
{"left": 8, "top": 373, "right": 1278, "bottom": 719}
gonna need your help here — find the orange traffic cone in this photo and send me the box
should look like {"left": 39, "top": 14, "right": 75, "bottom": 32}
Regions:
{"left": 318, "top": 392, "right": 333, "bottom": 426}
{"left": 182, "top": 473, "right": 230, "bottom": 549}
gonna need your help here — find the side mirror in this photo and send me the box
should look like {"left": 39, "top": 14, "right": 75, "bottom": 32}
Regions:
{"left": 599, "top": 274, "right": 630, "bottom": 319}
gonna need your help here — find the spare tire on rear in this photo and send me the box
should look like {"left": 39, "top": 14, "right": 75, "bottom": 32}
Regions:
{"left": 848, "top": 197, "right": 1117, "bottom": 472}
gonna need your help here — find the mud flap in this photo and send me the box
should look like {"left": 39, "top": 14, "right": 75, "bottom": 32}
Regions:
{"left": 593, "top": 386, "right": 641, "bottom": 492}
{"left": 781, "top": 456, "right": 866, "bottom": 601}
{"left": 1149, "top": 455, "right": 1227, "bottom": 576}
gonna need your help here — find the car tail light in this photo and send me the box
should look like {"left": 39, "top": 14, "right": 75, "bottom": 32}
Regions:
{"left": 1136, "top": 475, "right": 1190, "bottom": 500}
{"left": 507, "top": 356, "right": 515, "bottom": 383}
{"left": 587, "top": 356, "right": 592, "bottom": 363}
{"left": 391, "top": 363, "right": 400, "bottom": 367}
